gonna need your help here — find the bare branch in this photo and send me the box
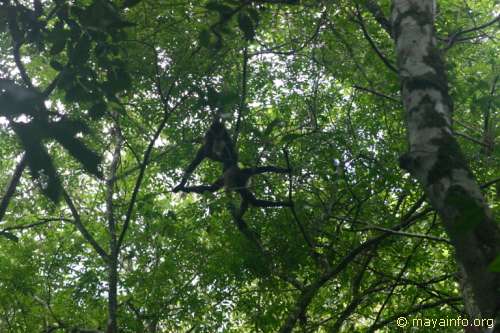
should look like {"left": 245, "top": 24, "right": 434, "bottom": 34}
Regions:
{"left": 63, "top": 190, "right": 110, "bottom": 261}
{"left": 352, "top": 85, "right": 400, "bottom": 102}
{"left": 354, "top": 5, "right": 398, "bottom": 74}
{"left": 0, "top": 154, "right": 27, "bottom": 223}
{"left": 355, "top": 224, "right": 451, "bottom": 244}
{"left": 445, "top": 15, "right": 500, "bottom": 50}
{"left": 360, "top": 0, "right": 392, "bottom": 36}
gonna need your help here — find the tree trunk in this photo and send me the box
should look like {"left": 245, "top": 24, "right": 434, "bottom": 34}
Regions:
{"left": 106, "top": 125, "right": 122, "bottom": 333}
{"left": 391, "top": 0, "right": 500, "bottom": 325}
{"left": 107, "top": 254, "right": 118, "bottom": 333}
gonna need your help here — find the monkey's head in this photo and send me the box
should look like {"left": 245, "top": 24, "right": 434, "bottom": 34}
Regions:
{"left": 209, "top": 119, "right": 225, "bottom": 134}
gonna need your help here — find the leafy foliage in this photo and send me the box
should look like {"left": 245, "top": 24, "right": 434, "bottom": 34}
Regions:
{"left": 0, "top": 0, "right": 498, "bottom": 332}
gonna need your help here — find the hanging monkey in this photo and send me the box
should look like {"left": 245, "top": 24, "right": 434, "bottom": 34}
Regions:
{"left": 178, "top": 164, "right": 293, "bottom": 217}
{"left": 173, "top": 119, "right": 238, "bottom": 192}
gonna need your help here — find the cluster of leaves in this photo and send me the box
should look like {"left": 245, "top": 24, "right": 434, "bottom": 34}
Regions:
{"left": 0, "top": 0, "right": 498, "bottom": 332}
{"left": 44, "top": 0, "right": 133, "bottom": 116}
{"left": 199, "top": 1, "right": 261, "bottom": 49}
{"left": 0, "top": 0, "right": 136, "bottom": 201}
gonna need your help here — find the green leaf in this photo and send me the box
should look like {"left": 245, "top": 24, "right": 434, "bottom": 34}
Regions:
{"left": 122, "top": 0, "right": 142, "bottom": 8}
{"left": 281, "top": 133, "right": 302, "bottom": 143}
{"left": 48, "top": 120, "right": 103, "bottom": 178}
{"left": 50, "top": 60, "right": 64, "bottom": 71}
{"left": 247, "top": 7, "right": 260, "bottom": 24}
{"left": 0, "top": 231, "right": 19, "bottom": 242}
{"left": 199, "top": 29, "right": 211, "bottom": 48}
{"left": 488, "top": 255, "right": 500, "bottom": 272}
{"left": 13, "top": 122, "right": 61, "bottom": 202}
{"left": 263, "top": 118, "right": 282, "bottom": 137}
{"left": 206, "top": 2, "right": 233, "bottom": 17}
{"left": 207, "top": 87, "right": 220, "bottom": 109}
{"left": 70, "top": 35, "right": 92, "bottom": 65}
{"left": 89, "top": 101, "right": 107, "bottom": 119}
{"left": 49, "top": 36, "right": 67, "bottom": 55}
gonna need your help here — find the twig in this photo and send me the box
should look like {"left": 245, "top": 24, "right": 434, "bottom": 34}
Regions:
{"left": 354, "top": 5, "right": 398, "bottom": 74}
{"left": 117, "top": 45, "right": 189, "bottom": 250}
{"left": 454, "top": 131, "right": 489, "bottom": 147}
{"left": 445, "top": 15, "right": 500, "bottom": 50}
{"left": 234, "top": 46, "right": 249, "bottom": 145}
{"left": 0, "top": 154, "right": 27, "bottom": 223}
{"left": 283, "top": 149, "right": 320, "bottom": 260}
{"left": 352, "top": 85, "right": 400, "bottom": 102}
{"left": 1, "top": 217, "right": 69, "bottom": 232}
{"left": 63, "top": 190, "right": 110, "bottom": 261}
{"left": 355, "top": 225, "right": 451, "bottom": 244}
{"left": 360, "top": 0, "right": 392, "bottom": 36}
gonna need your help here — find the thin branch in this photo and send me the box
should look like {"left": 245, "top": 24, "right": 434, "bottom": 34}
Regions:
{"left": 106, "top": 121, "right": 123, "bottom": 255}
{"left": 360, "top": 0, "right": 392, "bottom": 36}
{"left": 328, "top": 284, "right": 386, "bottom": 332}
{"left": 445, "top": 15, "right": 500, "bottom": 50}
{"left": 369, "top": 297, "right": 462, "bottom": 331}
{"left": 283, "top": 149, "right": 323, "bottom": 264}
{"left": 352, "top": 85, "right": 400, "bottom": 103}
{"left": 1, "top": 217, "right": 69, "bottom": 232}
{"left": 234, "top": 46, "right": 248, "bottom": 145}
{"left": 117, "top": 47, "right": 189, "bottom": 250}
{"left": 368, "top": 227, "right": 427, "bottom": 333}
{"left": 109, "top": 145, "right": 175, "bottom": 182}
{"left": 355, "top": 225, "right": 451, "bottom": 244}
{"left": 250, "top": 9, "right": 325, "bottom": 57}
{"left": 6, "top": 7, "right": 34, "bottom": 89}
{"left": 354, "top": 5, "right": 398, "bottom": 74}
{"left": 279, "top": 198, "right": 430, "bottom": 332}
{"left": 455, "top": 119, "right": 481, "bottom": 134}
{"left": 454, "top": 131, "right": 489, "bottom": 147}
{"left": 480, "top": 177, "right": 500, "bottom": 190}
{"left": 41, "top": 71, "right": 63, "bottom": 99}
{"left": 229, "top": 205, "right": 304, "bottom": 290}
{"left": 63, "top": 190, "right": 110, "bottom": 261}
{"left": 0, "top": 154, "right": 27, "bottom": 223}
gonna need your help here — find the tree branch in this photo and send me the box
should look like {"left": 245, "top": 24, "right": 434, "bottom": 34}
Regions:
{"left": 353, "top": 85, "right": 400, "bottom": 102}
{"left": 63, "top": 190, "right": 110, "bottom": 261}
{"left": 0, "top": 154, "right": 27, "bottom": 223}
{"left": 445, "top": 15, "right": 500, "bottom": 50}
{"left": 354, "top": 5, "right": 398, "bottom": 74}
{"left": 360, "top": 0, "right": 392, "bottom": 36}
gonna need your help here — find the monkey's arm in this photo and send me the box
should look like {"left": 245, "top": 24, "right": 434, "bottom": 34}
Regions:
{"left": 175, "top": 177, "right": 224, "bottom": 194}
{"left": 173, "top": 146, "right": 209, "bottom": 192}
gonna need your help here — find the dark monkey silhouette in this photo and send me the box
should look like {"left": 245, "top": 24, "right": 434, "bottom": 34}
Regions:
{"left": 173, "top": 119, "right": 292, "bottom": 217}
{"left": 173, "top": 119, "right": 237, "bottom": 192}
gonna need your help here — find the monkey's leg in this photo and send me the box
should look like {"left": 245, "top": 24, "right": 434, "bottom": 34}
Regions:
{"left": 228, "top": 200, "right": 262, "bottom": 248}
{"left": 239, "top": 189, "right": 292, "bottom": 208}
{"left": 246, "top": 166, "right": 291, "bottom": 175}
{"left": 178, "top": 177, "right": 223, "bottom": 194}
{"left": 173, "top": 146, "right": 208, "bottom": 192}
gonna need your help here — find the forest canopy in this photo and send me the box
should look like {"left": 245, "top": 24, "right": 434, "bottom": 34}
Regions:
{"left": 0, "top": 0, "right": 499, "bottom": 332}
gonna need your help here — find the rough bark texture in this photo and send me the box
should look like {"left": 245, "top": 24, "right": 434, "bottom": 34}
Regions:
{"left": 391, "top": 0, "right": 500, "bottom": 326}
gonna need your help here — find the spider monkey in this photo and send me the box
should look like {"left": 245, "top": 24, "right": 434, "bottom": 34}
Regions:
{"left": 174, "top": 118, "right": 292, "bottom": 216}
{"left": 173, "top": 119, "right": 237, "bottom": 192}
{"left": 178, "top": 164, "right": 293, "bottom": 217}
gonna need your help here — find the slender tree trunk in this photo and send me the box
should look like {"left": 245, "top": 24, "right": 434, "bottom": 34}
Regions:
{"left": 391, "top": 0, "right": 500, "bottom": 325}
{"left": 106, "top": 125, "right": 122, "bottom": 333}
{"left": 107, "top": 252, "right": 118, "bottom": 333}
